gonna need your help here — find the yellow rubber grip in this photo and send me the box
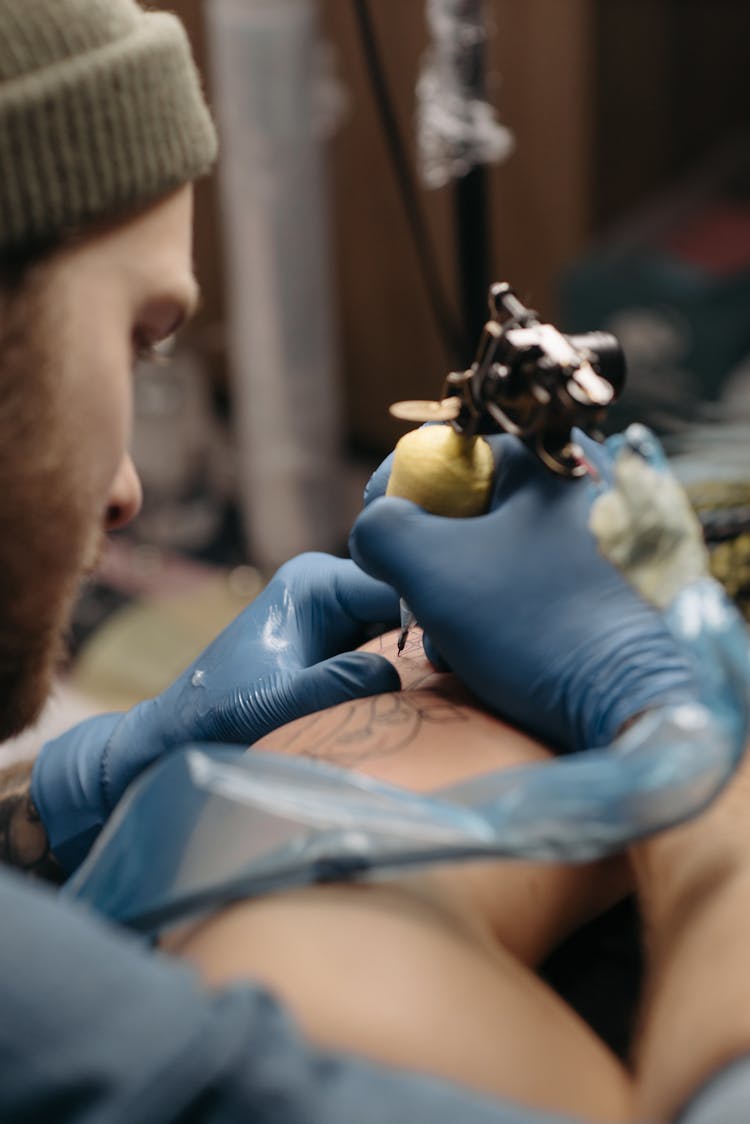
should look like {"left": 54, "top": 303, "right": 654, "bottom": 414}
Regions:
{"left": 386, "top": 426, "right": 494, "bottom": 517}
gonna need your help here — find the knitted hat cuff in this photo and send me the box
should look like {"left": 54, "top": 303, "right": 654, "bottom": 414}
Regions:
{"left": 0, "top": 11, "right": 217, "bottom": 256}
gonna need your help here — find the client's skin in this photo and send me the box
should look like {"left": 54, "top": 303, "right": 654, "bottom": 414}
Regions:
{"left": 162, "top": 630, "right": 635, "bottom": 1122}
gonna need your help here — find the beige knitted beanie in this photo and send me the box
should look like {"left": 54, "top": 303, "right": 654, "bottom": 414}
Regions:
{"left": 0, "top": 0, "right": 217, "bottom": 257}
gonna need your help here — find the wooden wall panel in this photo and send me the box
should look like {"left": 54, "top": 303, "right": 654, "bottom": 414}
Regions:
{"left": 595, "top": 0, "right": 750, "bottom": 225}
{"left": 486, "top": 0, "right": 595, "bottom": 312}
{"left": 319, "top": 1, "right": 459, "bottom": 451}
{"left": 161, "top": 1, "right": 750, "bottom": 455}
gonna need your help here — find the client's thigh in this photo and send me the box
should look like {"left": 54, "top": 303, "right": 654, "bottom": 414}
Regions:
{"left": 166, "top": 879, "right": 632, "bottom": 1120}
{"left": 162, "top": 631, "right": 633, "bottom": 1119}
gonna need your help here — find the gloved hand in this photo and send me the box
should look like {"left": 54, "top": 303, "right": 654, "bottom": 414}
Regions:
{"left": 350, "top": 431, "right": 698, "bottom": 755}
{"left": 33, "top": 553, "right": 400, "bottom": 871}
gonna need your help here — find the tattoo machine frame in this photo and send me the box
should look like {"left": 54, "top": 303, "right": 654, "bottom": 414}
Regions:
{"left": 390, "top": 281, "right": 626, "bottom": 476}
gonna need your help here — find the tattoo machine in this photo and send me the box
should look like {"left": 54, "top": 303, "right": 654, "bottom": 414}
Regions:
{"left": 387, "top": 281, "right": 627, "bottom": 648}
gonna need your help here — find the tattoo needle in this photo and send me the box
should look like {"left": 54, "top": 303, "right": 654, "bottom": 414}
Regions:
{"left": 397, "top": 599, "right": 417, "bottom": 654}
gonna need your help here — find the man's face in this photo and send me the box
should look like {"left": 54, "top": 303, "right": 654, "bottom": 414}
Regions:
{"left": 0, "top": 184, "right": 199, "bottom": 738}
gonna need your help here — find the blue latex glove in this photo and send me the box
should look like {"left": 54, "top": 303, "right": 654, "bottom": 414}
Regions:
{"left": 33, "top": 553, "right": 400, "bottom": 871}
{"left": 351, "top": 431, "right": 697, "bottom": 754}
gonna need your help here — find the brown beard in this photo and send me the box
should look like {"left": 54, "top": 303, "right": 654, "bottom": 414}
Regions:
{"left": 0, "top": 264, "right": 103, "bottom": 740}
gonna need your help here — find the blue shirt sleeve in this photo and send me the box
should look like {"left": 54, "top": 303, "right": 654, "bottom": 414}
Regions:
{"left": 677, "top": 1056, "right": 750, "bottom": 1124}
{"left": 0, "top": 866, "right": 585, "bottom": 1124}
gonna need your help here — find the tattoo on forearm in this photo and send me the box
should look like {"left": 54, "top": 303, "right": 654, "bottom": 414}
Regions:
{"left": 0, "top": 762, "right": 64, "bottom": 882}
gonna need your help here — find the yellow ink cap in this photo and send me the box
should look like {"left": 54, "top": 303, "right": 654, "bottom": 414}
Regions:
{"left": 386, "top": 426, "right": 494, "bottom": 517}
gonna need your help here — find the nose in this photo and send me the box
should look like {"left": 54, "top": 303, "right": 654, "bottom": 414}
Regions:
{"left": 105, "top": 455, "right": 143, "bottom": 531}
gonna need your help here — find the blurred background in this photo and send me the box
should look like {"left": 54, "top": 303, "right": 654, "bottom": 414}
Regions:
{"left": 153, "top": 0, "right": 750, "bottom": 565}
{"left": 7, "top": 0, "right": 750, "bottom": 756}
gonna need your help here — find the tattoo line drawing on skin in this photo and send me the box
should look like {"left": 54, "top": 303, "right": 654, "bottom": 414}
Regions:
{"left": 270, "top": 631, "right": 479, "bottom": 768}
{"left": 277, "top": 691, "right": 471, "bottom": 767}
